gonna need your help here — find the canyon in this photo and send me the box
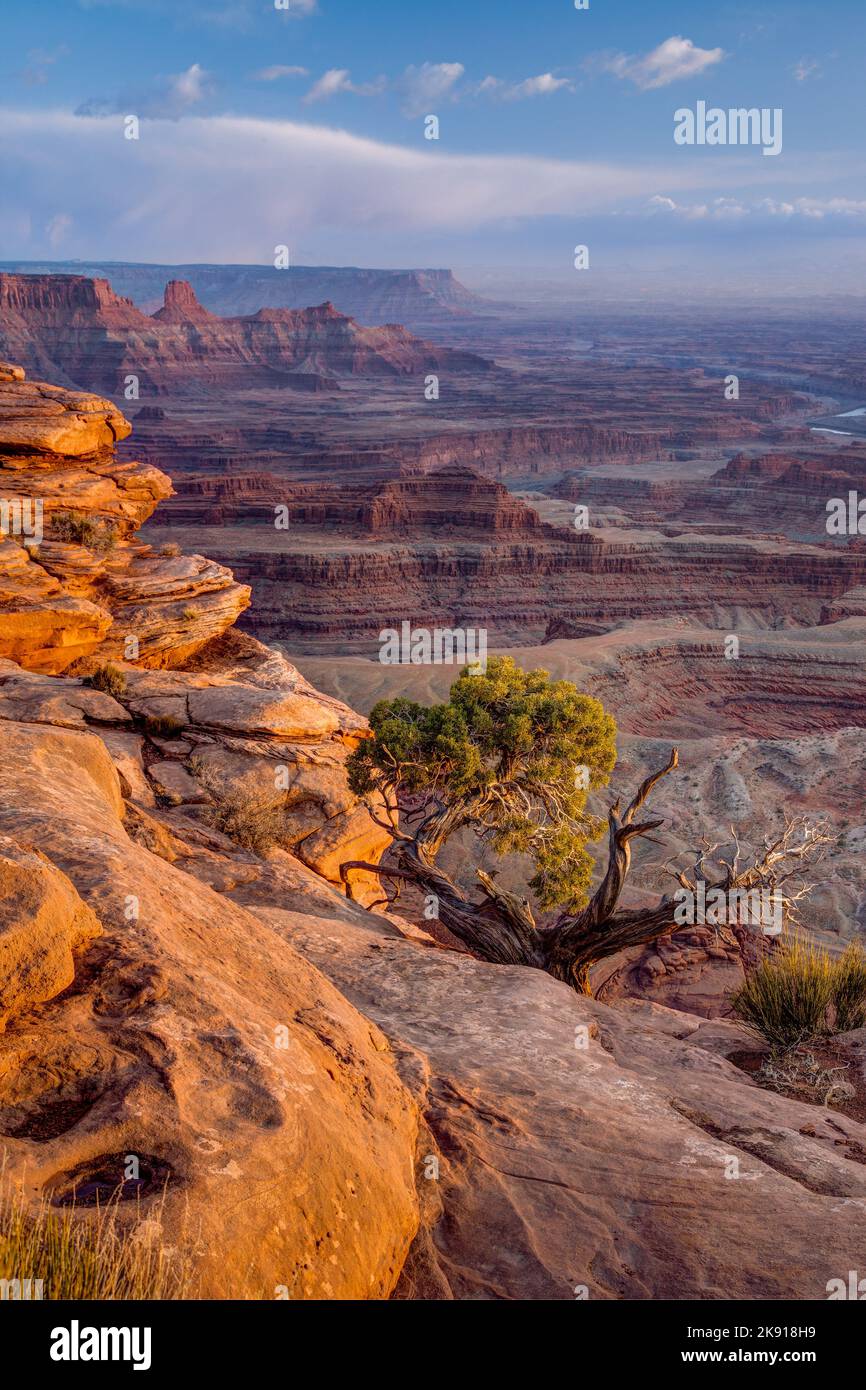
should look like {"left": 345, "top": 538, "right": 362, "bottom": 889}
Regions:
{"left": 2, "top": 269, "right": 866, "bottom": 1301}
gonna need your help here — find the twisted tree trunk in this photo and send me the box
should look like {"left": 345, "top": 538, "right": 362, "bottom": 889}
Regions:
{"left": 341, "top": 750, "right": 682, "bottom": 992}
{"left": 342, "top": 746, "right": 829, "bottom": 996}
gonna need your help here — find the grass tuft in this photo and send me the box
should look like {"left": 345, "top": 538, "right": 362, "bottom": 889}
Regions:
{"left": 52, "top": 512, "right": 117, "bottom": 553}
{"left": 84, "top": 663, "right": 127, "bottom": 700}
{"left": 191, "top": 758, "right": 284, "bottom": 856}
{"left": 142, "top": 714, "right": 185, "bottom": 740}
{"left": 0, "top": 1172, "right": 195, "bottom": 1301}
{"left": 731, "top": 936, "right": 866, "bottom": 1051}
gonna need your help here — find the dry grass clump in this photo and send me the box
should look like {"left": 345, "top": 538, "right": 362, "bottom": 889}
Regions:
{"left": 755, "top": 1048, "right": 856, "bottom": 1109}
{"left": 191, "top": 758, "right": 285, "bottom": 856}
{"left": 52, "top": 511, "right": 117, "bottom": 553}
{"left": 731, "top": 936, "right": 866, "bottom": 1051}
{"left": 0, "top": 1175, "right": 195, "bottom": 1300}
{"left": 84, "top": 663, "right": 127, "bottom": 700}
{"left": 142, "top": 714, "right": 185, "bottom": 740}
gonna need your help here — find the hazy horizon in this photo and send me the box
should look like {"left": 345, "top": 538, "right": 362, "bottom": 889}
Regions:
{"left": 2, "top": 0, "right": 865, "bottom": 297}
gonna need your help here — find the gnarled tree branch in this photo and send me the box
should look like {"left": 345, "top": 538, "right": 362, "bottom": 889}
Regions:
{"left": 344, "top": 747, "right": 832, "bottom": 997}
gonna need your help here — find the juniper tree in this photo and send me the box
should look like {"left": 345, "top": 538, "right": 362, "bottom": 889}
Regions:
{"left": 341, "top": 657, "right": 830, "bottom": 994}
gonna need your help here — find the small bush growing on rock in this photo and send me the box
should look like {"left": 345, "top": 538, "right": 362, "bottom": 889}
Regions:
{"left": 84, "top": 663, "right": 127, "bottom": 699}
{"left": 52, "top": 511, "right": 118, "bottom": 553}
{"left": 0, "top": 1177, "right": 194, "bottom": 1300}
{"left": 182, "top": 606, "right": 197, "bottom": 621}
{"left": 143, "top": 714, "right": 185, "bottom": 740}
{"left": 160, "top": 542, "right": 181, "bottom": 557}
{"left": 206, "top": 791, "right": 284, "bottom": 855}
{"left": 191, "top": 759, "right": 284, "bottom": 855}
{"left": 731, "top": 938, "right": 866, "bottom": 1050}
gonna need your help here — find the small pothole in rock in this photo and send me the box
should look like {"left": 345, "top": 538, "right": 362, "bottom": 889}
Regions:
{"left": 45, "top": 1152, "right": 175, "bottom": 1206}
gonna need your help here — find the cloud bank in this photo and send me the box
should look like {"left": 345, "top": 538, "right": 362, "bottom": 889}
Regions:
{"left": 0, "top": 107, "right": 843, "bottom": 262}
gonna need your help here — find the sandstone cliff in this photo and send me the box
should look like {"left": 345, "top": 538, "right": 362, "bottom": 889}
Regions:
{"left": 0, "top": 359, "right": 248, "bottom": 671}
{"left": 0, "top": 359, "right": 412, "bottom": 1296}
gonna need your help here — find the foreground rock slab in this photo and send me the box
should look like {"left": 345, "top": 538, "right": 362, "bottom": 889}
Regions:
{"left": 255, "top": 897, "right": 866, "bottom": 1301}
{"left": 0, "top": 717, "right": 419, "bottom": 1298}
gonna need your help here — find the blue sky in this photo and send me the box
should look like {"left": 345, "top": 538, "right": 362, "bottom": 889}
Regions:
{"left": 1, "top": 0, "right": 865, "bottom": 289}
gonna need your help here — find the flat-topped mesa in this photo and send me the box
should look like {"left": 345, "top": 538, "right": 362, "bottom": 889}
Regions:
{"left": 0, "top": 273, "right": 148, "bottom": 329}
{"left": 361, "top": 466, "right": 545, "bottom": 535}
{"left": 0, "top": 261, "right": 483, "bottom": 324}
{"left": 0, "top": 272, "right": 491, "bottom": 395}
{"left": 0, "top": 360, "right": 249, "bottom": 673}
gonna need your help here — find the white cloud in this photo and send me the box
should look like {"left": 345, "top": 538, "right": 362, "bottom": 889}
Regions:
{"left": 303, "top": 69, "right": 353, "bottom": 103}
{"left": 596, "top": 36, "right": 726, "bottom": 91}
{"left": 254, "top": 65, "right": 308, "bottom": 82}
{"left": 0, "top": 107, "right": 838, "bottom": 263}
{"left": 45, "top": 212, "right": 73, "bottom": 247}
{"left": 398, "top": 62, "right": 465, "bottom": 117}
{"left": 303, "top": 63, "right": 569, "bottom": 113}
{"left": 0, "top": 107, "right": 754, "bottom": 257}
{"left": 169, "top": 63, "right": 211, "bottom": 108}
{"left": 76, "top": 62, "right": 214, "bottom": 119}
{"left": 793, "top": 58, "right": 821, "bottom": 82}
{"left": 478, "top": 73, "right": 573, "bottom": 100}
{"left": 302, "top": 69, "right": 385, "bottom": 103}
{"left": 646, "top": 194, "right": 866, "bottom": 221}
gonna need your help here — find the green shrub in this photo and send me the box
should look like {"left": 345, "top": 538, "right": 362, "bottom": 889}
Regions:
{"left": 84, "top": 664, "right": 126, "bottom": 700}
{"left": 731, "top": 937, "right": 866, "bottom": 1050}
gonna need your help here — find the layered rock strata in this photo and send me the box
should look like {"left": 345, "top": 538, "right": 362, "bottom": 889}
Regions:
{"left": 0, "top": 275, "right": 489, "bottom": 395}
{"left": 0, "top": 360, "right": 249, "bottom": 671}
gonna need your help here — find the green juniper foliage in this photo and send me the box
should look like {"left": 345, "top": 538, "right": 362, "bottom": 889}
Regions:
{"left": 348, "top": 656, "right": 617, "bottom": 911}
